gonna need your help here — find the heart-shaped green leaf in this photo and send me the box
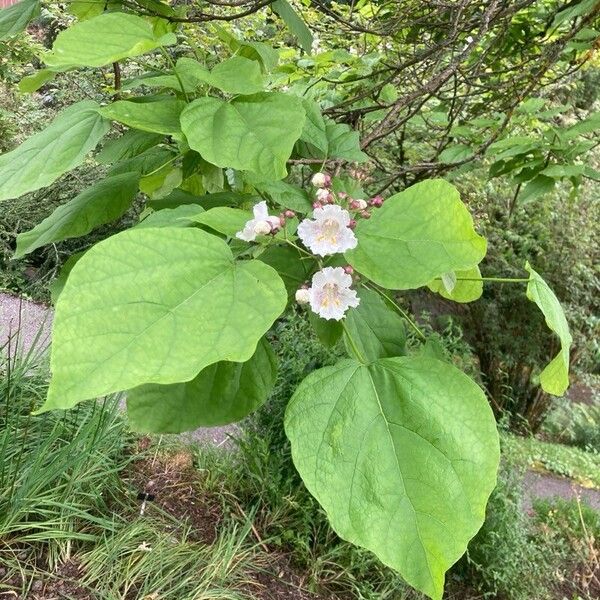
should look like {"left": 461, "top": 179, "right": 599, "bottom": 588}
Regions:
{"left": 346, "top": 179, "right": 486, "bottom": 290}
{"left": 285, "top": 356, "right": 500, "bottom": 600}
{"left": 180, "top": 92, "right": 305, "bottom": 180}
{"left": 427, "top": 266, "right": 483, "bottom": 303}
{"left": 99, "top": 99, "right": 185, "bottom": 136}
{"left": 41, "top": 227, "right": 287, "bottom": 411}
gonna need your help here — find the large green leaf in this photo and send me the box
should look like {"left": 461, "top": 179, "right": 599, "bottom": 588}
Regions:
{"left": 427, "top": 266, "right": 483, "bottom": 303}
{"left": 346, "top": 180, "right": 486, "bottom": 290}
{"left": 14, "top": 172, "right": 139, "bottom": 258}
{"left": 525, "top": 263, "right": 572, "bottom": 396}
{"left": 127, "top": 338, "right": 277, "bottom": 433}
{"left": 343, "top": 288, "right": 406, "bottom": 361}
{"left": 0, "top": 0, "right": 40, "bottom": 41}
{"left": 253, "top": 180, "right": 312, "bottom": 213}
{"left": 180, "top": 92, "right": 305, "bottom": 180}
{"left": 41, "top": 227, "right": 287, "bottom": 411}
{"left": 99, "top": 99, "right": 185, "bottom": 136}
{"left": 0, "top": 101, "right": 109, "bottom": 202}
{"left": 44, "top": 12, "right": 176, "bottom": 68}
{"left": 258, "top": 244, "right": 315, "bottom": 298}
{"left": 272, "top": 0, "right": 313, "bottom": 53}
{"left": 285, "top": 356, "right": 500, "bottom": 600}
{"left": 177, "top": 56, "right": 266, "bottom": 95}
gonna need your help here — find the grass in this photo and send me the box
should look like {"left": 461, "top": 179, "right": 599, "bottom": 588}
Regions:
{"left": 501, "top": 432, "right": 600, "bottom": 488}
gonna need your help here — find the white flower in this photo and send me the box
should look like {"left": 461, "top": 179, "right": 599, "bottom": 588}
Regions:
{"left": 236, "top": 201, "right": 280, "bottom": 242}
{"left": 295, "top": 288, "right": 310, "bottom": 305}
{"left": 297, "top": 204, "right": 358, "bottom": 256}
{"left": 311, "top": 172, "right": 330, "bottom": 188}
{"left": 308, "top": 267, "right": 359, "bottom": 320}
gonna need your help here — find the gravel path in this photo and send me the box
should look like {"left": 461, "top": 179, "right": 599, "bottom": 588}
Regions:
{"left": 0, "top": 291, "right": 238, "bottom": 445}
{"left": 524, "top": 470, "right": 600, "bottom": 511}
{"left": 0, "top": 291, "right": 52, "bottom": 356}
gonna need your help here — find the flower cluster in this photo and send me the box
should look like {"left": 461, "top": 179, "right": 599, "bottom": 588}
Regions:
{"left": 237, "top": 173, "right": 385, "bottom": 320}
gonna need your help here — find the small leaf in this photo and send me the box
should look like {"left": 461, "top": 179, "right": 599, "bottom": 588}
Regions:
{"left": 41, "top": 227, "right": 287, "bottom": 411}
{"left": 427, "top": 266, "right": 483, "bottom": 303}
{"left": 14, "top": 172, "right": 139, "bottom": 258}
{"left": 44, "top": 12, "right": 176, "bottom": 68}
{"left": 96, "top": 130, "right": 164, "bottom": 164}
{"left": 519, "top": 175, "right": 555, "bottom": 204}
{"left": 253, "top": 180, "right": 312, "bottom": 213}
{"left": 308, "top": 312, "right": 343, "bottom": 347}
{"left": 0, "top": 0, "right": 40, "bottom": 41}
{"left": 525, "top": 263, "right": 572, "bottom": 396}
{"left": 136, "top": 204, "right": 203, "bottom": 229}
{"left": 189, "top": 207, "right": 251, "bottom": 237}
{"left": 438, "top": 144, "right": 473, "bottom": 164}
{"left": 181, "top": 92, "right": 305, "bottom": 180}
{"left": 343, "top": 288, "right": 406, "bottom": 361}
{"left": 99, "top": 99, "right": 185, "bottom": 136}
{"left": 272, "top": 0, "right": 313, "bottom": 53}
{"left": 0, "top": 101, "right": 109, "bottom": 202}
{"left": 177, "top": 56, "right": 266, "bottom": 95}
{"left": 258, "top": 244, "right": 315, "bottom": 298}
{"left": 127, "top": 338, "right": 277, "bottom": 433}
{"left": 18, "top": 68, "right": 57, "bottom": 93}
{"left": 285, "top": 356, "right": 500, "bottom": 600}
{"left": 346, "top": 179, "right": 486, "bottom": 290}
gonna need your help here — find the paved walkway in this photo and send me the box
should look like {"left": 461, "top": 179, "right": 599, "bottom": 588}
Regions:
{"left": 0, "top": 291, "right": 237, "bottom": 445}
{"left": 524, "top": 470, "right": 600, "bottom": 511}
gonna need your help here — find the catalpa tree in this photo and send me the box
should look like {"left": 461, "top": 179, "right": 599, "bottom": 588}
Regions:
{"left": 0, "top": 1, "right": 578, "bottom": 598}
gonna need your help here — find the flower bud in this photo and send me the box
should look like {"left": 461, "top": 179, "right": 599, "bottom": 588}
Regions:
{"left": 343, "top": 265, "right": 354, "bottom": 275}
{"left": 253, "top": 220, "right": 272, "bottom": 235}
{"left": 311, "top": 172, "right": 331, "bottom": 188}
{"left": 284, "top": 210, "right": 296, "bottom": 219}
{"left": 338, "top": 192, "right": 348, "bottom": 200}
{"left": 312, "top": 201, "right": 322, "bottom": 209}
{"left": 370, "top": 195, "right": 384, "bottom": 207}
{"left": 350, "top": 199, "right": 368, "bottom": 210}
{"left": 360, "top": 210, "right": 371, "bottom": 219}
{"left": 278, "top": 214, "right": 286, "bottom": 227}
{"left": 295, "top": 288, "right": 310, "bottom": 304}
{"left": 316, "top": 188, "right": 333, "bottom": 203}
{"left": 348, "top": 219, "right": 357, "bottom": 229}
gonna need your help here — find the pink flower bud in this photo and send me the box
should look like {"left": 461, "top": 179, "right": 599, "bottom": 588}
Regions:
{"left": 350, "top": 199, "right": 368, "bottom": 210}
{"left": 278, "top": 215, "right": 286, "bottom": 227}
{"left": 370, "top": 195, "right": 384, "bottom": 207}
{"left": 338, "top": 192, "right": 348, "bottom": 199}
{"left": 343, "top": 265, "right": 354, "bottom": 275}
{"left": 360, "top": 210, "right": 371, "bottom": 219}
{"left": 316, "top": 188, "right": 333, "bottom": 203}
{"left": 348, "top": 219, "right": 357, "bottom": 229}
{"left": 284, "top": 210, "right": 296, "bottom": 219}
{"left": 312, "top": 201, "right": 322, "bottom": 209}
{"left": 295, "top": 288, "right": 310, "bottom": 304}
{"left": 311, "top": 172, "right": 331, "bottom": 188}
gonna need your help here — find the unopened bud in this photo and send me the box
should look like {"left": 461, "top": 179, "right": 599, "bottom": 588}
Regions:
{"left": 370, "top": 195, "right": 384, "bottom": 207}
{"left": 350, "top": 199, "right": 368, "bottom": 210}
{"left": 343, "top": 265, "right": 354, "bottom": 275}
{"left": 312, "top": 201, "right": 322, "bottom": 209}
{"left": 348, "top": 219, "right": 357, "bottom": 229}
{"left": 278, "top": 215, "right": 286, "bottom": 227}
{"left": 311, "top": 172, "right": 331, "bottom": 188}
{"left": 338, "top": 192, "right": 348, "bottom": 199}
{"left": 284, "top": 210, "right": 296, "bottom": 219}
{"left": 360, "top": 210, "right": 371, "bottom": 219}
{"left": 316, "top": 188, "right": 333, "bottom": 203}
{"left": 295, "top": 288, "right": 310, "bottom": 304}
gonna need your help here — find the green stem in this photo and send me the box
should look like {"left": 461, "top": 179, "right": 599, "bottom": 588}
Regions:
{"left": 161, "top": 48, "right": 189, "bottom": 102}
{"left": 363, "top": 283, "right": 427, "bottom": 342}
{"left": 341, "top": 320, "right": 368, "bottom": 364}
{"left": 438, "top": 276, "right": 530, "bottom": 283}
{"left": 143, "top": 154, "right": 179, "bottom": 178}
{"left": 283, "top": 237, "right": 314, "bottom": 259}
